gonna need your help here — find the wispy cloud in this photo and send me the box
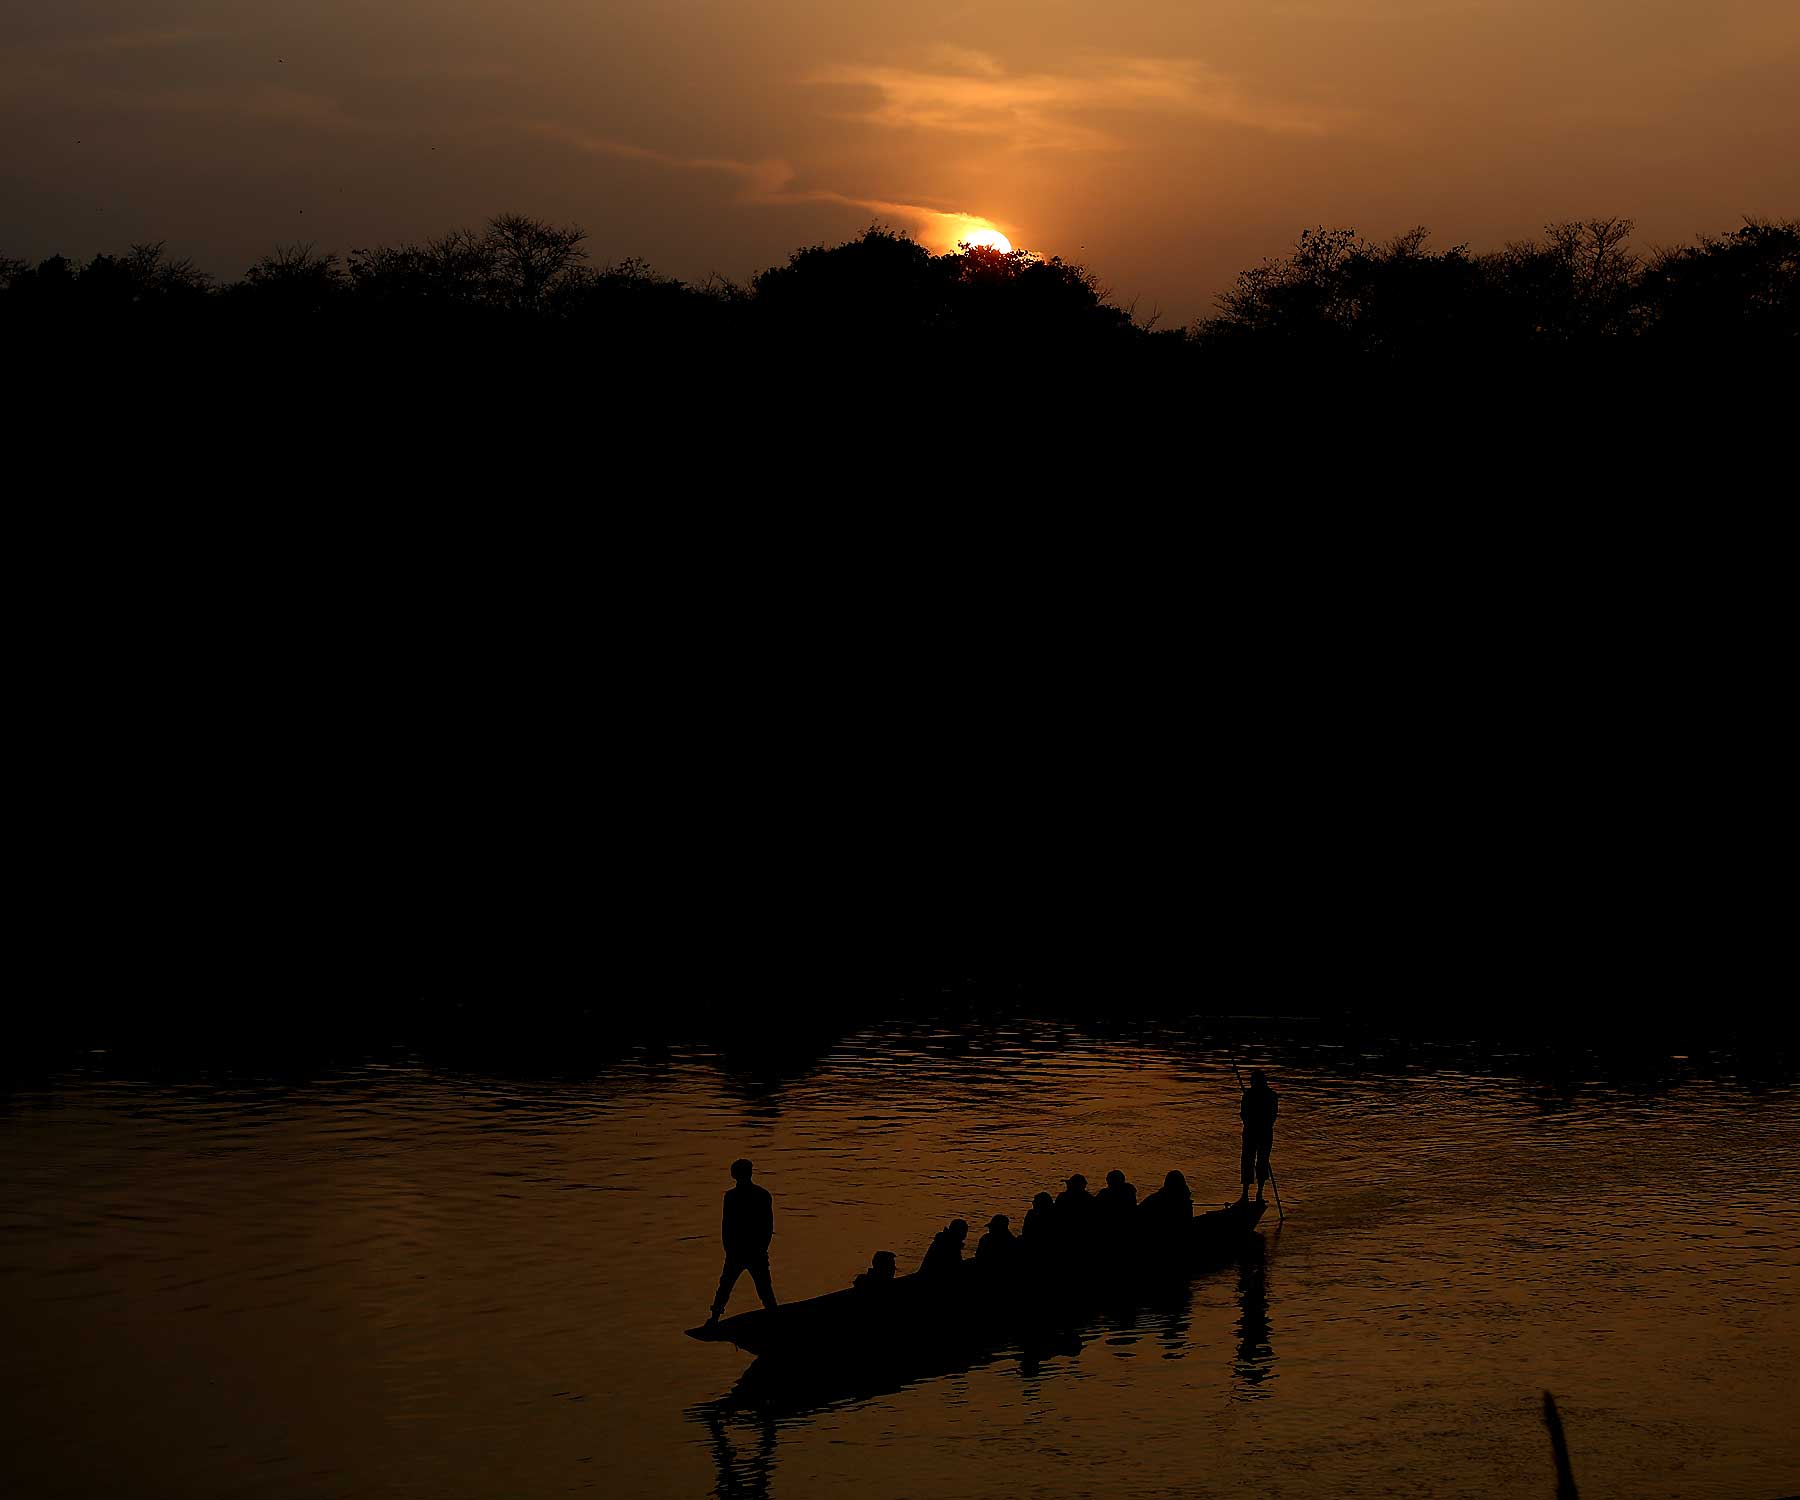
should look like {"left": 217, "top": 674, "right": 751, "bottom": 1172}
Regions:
{"left": 525, "top": 123, "right": 1006, "bottom": 250}
{"left": 526, "top": 127, "right": 798, "bottom": 200}
{"left": 814, "top": 52, "right": 1348, "bottom": 148}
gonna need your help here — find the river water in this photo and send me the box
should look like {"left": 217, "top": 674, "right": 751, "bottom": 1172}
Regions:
{"left": 4, "top": 1021, "right": 1797, "bottom": 1500}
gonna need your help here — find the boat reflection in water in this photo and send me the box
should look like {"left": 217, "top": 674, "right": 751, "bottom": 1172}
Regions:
{"left": 690, "top": 1319, "right": 1089, "bottom": 1500}
{"left": 695, "top": 1404, "right": 777, "bottom": 1500}
{"left": 698, "top": 1319, "right": 1087, "bottom": 1419}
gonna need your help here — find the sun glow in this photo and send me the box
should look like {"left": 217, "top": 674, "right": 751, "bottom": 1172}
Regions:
{"left": 962, "top": 229, "right": 1014, "bottom": 254}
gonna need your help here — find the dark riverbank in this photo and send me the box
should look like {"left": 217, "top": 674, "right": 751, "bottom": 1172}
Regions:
{"left": 13, "top": 970, "right": 1793, "bottom": 1092}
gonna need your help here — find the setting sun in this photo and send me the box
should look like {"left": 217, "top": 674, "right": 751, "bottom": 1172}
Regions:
{"left": 962, "top": 230, "right": 1014, "bottom": 254}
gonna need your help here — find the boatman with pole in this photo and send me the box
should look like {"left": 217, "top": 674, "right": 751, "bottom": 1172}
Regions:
{"left": 705, "top": 1158, "right": 778, "bottom": 1328}
{"left": 1236, "top": 1068, "right": 1280, "bottom": 1209}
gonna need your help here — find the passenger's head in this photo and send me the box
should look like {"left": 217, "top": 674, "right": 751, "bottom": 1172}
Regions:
{"left": 1164, "top": 1169, "right": 1188, "bottom": 1193}
{"left": 730, "top": 1158, "right": 754, "bottom": 1182}
{"left": 1106, "top": 1170, "right": 1126, "bottom": 1189}
{"left": 948, "top": 1219, "right": 968, "bottom": 1241}
{"left": 872, "top": 1251, "right": 896, "bottom": 1271}
{"left": 1250, "top": 1069, "right": 1267, "bottom": 1088}
{"left": 1033, "top": 1192, "right": 1054, "bottom": 1211}
{"left": 988, "top": 1213, "right": 1009, "bottom": 1230}
{"left": 1066, "top": 1174, "right": 1087, "bottom": 1192}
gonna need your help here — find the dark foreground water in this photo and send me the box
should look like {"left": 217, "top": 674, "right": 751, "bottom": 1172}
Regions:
{"left": 4, "top": 1023, "right": 1798, "bottom": 1500}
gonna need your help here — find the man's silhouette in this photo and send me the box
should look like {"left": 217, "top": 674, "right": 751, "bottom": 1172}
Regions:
{"left": 975, "top": 1213, "right": 1018, "bottom": 1268}
{"left": 1054, "top": 1173, "right": 1096, "bottom": 1221}
{"left": 1096, "top": 1169, "right": 1138, "bottom": 1220}
{"left": 919, "top": 1218, "right": 968, "bottom": 1277}
{"left": 853, "top": 1250, "right": 897, "bottom": 1290}
{"left": 1239, "top": 1069, "right": 1279, "bottom": 1204}
{"left": 1139, "top": 1168, "right": 1193, "bottom": 1233}
{"left": 706, "top": 1158, "right": 777, "bottom": 1326}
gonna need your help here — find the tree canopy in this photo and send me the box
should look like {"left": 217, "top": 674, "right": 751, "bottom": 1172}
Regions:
{"left": 6, "top": 214, "right": 1794, "bottom": 373}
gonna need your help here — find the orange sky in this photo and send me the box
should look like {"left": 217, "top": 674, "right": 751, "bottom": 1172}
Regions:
{"left": 4, "top": 0, "right": 1797, "bottom": 321}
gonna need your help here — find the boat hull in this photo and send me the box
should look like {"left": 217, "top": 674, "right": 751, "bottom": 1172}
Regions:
{"left": 687, "top": 1199, "right": 1266, "bottom": 1361}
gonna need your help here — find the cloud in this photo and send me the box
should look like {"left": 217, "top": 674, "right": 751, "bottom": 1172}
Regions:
{"left": 813, "top": 54, "right": 1348, "bottom": 148}
{"left": 924, "top": 46, "right": 1007, "bottom": 79}
{"left": 526, "top": 127, "right": 798, "bottom": 200}
{"left": 525, "top": 124, "right": 1006, "bottom": 251}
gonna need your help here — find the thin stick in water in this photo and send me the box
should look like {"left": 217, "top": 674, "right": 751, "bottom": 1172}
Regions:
{"left": 1542, "top": 1391, "right": 1579, "bottom": 1500}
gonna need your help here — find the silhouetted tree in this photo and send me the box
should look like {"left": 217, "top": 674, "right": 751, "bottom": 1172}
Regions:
{"left": 949, "top": 243, "right": 1135, "bottom": 349}
{"left": 559, "top": 255, "right": 740, "bottom": 350}
{"left": 347, "top": 227, "right": 491, "bottom": 309}
{"left": 76, "top": 242, "right": 212, "bottom": 307}
{"left": 1202, "top": 226, "right": 1364, "bottom": 352}
{"left": 484, "top": 213, "right": 589, "bottom": 314}
{"left": 1638, "top": 218, "right": 1800, "bottom": 352}
{"left": 1, "top": 243, "right": 209, "bottom": 338}
{"left": 751, "top": 226, "right": 945, "bottom": 344}
{"left": 1482, "top": 218, "right": 1639, "bottom": 343}
{"left": 236, "top": 244, "right": 347, "bottom": 318}
{"left": 6, "top": 211, "right": 1794, "bottom": 386}
{"left": 1340, "top": 228, "right": 1497, "bottom": 357}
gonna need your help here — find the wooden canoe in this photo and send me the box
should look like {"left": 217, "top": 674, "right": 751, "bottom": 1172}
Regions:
{"left": 686, "top": 1198, "right": 1267, "bottom": 1361}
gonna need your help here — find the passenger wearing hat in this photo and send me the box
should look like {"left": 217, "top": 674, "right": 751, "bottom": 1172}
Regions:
{"left": 975, "top": 1213, "right": 1018, "bottom": 1269}
{"left": 1054, "top": 1173, "right": 1097, "bottom": 1224}
{"left": 706, "top": 1158, "right": 777, "bottom": 1327}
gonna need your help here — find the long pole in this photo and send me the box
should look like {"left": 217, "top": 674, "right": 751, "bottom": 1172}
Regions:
{"left": 1231, "top": 1059, "right": 1284, "bottom": 1223}
{"left": 1542, "top": 1392, "right": 1579, "bottom": 1500}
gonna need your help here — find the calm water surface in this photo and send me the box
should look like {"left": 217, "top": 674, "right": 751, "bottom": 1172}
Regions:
{"left": 4, "top": 1024, "right": 1798, "bottom": 1499}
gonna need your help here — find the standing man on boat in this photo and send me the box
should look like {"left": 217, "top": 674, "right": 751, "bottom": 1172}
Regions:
{"left": 706, "top": 1158, "right": 777, "bottom": 1327}
{"left": 1239, "top": 1070, "right": 1279, "bottom": 1205}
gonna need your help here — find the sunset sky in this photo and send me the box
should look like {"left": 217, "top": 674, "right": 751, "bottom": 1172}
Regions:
{"left": 4, "top": 0, "right": 1797, "bottom": 321}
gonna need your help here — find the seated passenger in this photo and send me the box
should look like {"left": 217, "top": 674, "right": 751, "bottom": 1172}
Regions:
{"left": 1021, "top": 1192, "right": 1056, "bottom": 1244}
{"left": 1096, "top": 1169, "right": 1138, "bottom": 1221}
{"left": 1054, "top": 1173, "right": 1096, "bottom": 1224}
{"left": 919, "top": 1219, "right": 968, "bottom": 1277}
{"left": 853, "top": 1250, "right": 897, "bottom": 1290}
{"left": 1138, "top": 1169, "right": 1193, "bottom": 1234}
{"left": 975, "top": 1213, "right": 1017, "bottom": 1268}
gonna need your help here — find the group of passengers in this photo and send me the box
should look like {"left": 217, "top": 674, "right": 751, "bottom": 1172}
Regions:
{"left": 850, "top": 1167, "right": 1197, "bottom": 1290}
{"left": 704, "top": 1073, "right": 1279, "bottom": 1324}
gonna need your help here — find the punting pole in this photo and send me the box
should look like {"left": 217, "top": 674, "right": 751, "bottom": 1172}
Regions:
{"left": 1231, "top": 1058, "right": 1284, "bottom": 1224}
{"left": 1541, "top": 1392, "right": 1580, "bottom": 1500}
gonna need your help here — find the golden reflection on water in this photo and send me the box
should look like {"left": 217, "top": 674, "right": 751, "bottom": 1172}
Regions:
{"left": 2, "top": 1029, "right": 1798, "bottom": 1500}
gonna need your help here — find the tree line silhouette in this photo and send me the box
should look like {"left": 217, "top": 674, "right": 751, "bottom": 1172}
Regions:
{"left": 4, "top": 212, "right": 1794, "bottom": 366}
